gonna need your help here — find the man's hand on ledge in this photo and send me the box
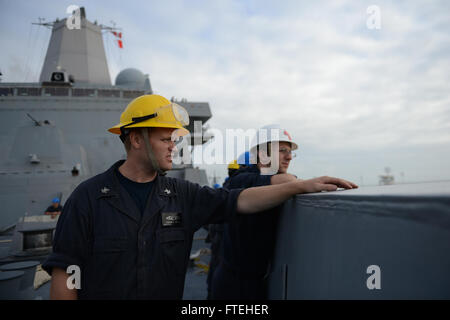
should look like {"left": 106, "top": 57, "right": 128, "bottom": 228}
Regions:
{"left": 237, "top": 176, "right": 358, "bottom": 214}
{"left": 298, "top": 176, "right": 358, "bottom": 193}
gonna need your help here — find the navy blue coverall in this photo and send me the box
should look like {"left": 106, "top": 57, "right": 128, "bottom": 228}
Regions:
{"left": 211, "top": 165, "right": 281, "bottom": 299}
{"left": 42, "top": 160, "right": 242, "bottom": 299}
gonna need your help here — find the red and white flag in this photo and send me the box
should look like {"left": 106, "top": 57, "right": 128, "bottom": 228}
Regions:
{"left": 111, "top": 31, "right": 123, "bottom": 49}
{"left": 112, "top": 31, "right": 122, "bottom": 38}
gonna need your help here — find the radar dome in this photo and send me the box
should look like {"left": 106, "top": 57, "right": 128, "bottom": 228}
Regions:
{"left": 115, "top": 68, "right": 146, "bottom": 88}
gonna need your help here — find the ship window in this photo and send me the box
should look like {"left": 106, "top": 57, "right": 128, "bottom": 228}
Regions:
{"left": 17, "top": 88, "right": 42, "bottom": 96}
{"left": 0, "top": 88, "right": 14, "bottom": 96}
{"left": 23, "top": 229, "right": 53, "bottom": 250}
{"left": 98, "top": 89, "right": 120, "bottom": 98}
{"left": 73, "top": 88, "right": 96, "bottom": 97}
{"left": 123, "top": 90, "right": 145, "bottom": 99}
{"left": 44, "top": 87, "right": 69, "bottom": 96}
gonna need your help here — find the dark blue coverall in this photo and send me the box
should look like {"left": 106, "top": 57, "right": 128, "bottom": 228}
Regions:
{"left": 210, "top": 165, "right": 280, "bottom": 299}
{"left": 42, "top": 160, "right": 242, "bottom": 299}
{"left": 206, "top": 223, "right": 223, "bottom": 299}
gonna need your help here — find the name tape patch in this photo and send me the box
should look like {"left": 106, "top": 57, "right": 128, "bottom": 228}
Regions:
{"left": 161, "top": 212, "right": 182, "bottom": 227}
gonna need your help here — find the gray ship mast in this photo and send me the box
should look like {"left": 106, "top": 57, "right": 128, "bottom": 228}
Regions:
{"left": 37, "top": 7, "right": 117, "bottom": 85}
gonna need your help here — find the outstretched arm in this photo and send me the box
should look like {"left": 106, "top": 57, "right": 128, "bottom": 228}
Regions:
{"left": 237, "top": 176, "right": 357, "bottom": 214}
{"left": 270, "top": 173, "right": 298, "bottom": 185}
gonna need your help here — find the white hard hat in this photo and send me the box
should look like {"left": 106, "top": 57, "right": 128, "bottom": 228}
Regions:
{"left": 250, "top": 124, "right": 298, "bottom": 157}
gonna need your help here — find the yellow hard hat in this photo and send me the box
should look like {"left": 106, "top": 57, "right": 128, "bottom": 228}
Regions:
{"left": 108, "top": 94, "right": 190, "bottom": 136}
{"left": 227, "top": 160, "right": 240, "bottom": 170}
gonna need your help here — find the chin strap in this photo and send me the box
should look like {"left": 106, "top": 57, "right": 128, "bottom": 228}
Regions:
{"left": 141, "top": 128, "right": 166, "bottom": 176}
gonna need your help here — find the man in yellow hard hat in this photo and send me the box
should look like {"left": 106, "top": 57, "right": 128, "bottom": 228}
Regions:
{"left": 43, "top": 94, "right": 357, "bottom": 300}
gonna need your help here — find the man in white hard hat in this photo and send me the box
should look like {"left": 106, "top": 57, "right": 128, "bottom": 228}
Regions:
{"left": 249, "top": 124, "right": 299, "bottom": 175}
{"left": 211, "top": 124, "right": 307, "bottom": 299}
{"left": 44, "top": 96, "right": 357, "bottom": 300}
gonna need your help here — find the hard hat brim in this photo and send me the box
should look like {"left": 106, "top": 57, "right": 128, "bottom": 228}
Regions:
{"left": 108, "top": 123, "right": 189, "bottom": 137}
{"left": 250, "top": 140, "right": 299, "bottom": 152}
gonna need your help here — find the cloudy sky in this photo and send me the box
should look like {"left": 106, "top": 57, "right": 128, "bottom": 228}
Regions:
{"left": 1, "top": 0, "right": 450, "bottom": 186}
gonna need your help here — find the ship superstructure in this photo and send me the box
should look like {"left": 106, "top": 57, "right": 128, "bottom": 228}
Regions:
{"left": 0, "top": 7, "right": 212, "bottom": 258}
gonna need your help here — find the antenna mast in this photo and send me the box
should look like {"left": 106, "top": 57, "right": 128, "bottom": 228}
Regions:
{"left": 32, "top": 17, "right": 54, "bottom": 29}
{"left": 100, "top": 20, "right": 122, "bottom": 33}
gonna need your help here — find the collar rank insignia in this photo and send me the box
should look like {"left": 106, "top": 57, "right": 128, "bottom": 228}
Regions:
{"left": 101, "top": 187, "right": 110, "bottom": 194}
